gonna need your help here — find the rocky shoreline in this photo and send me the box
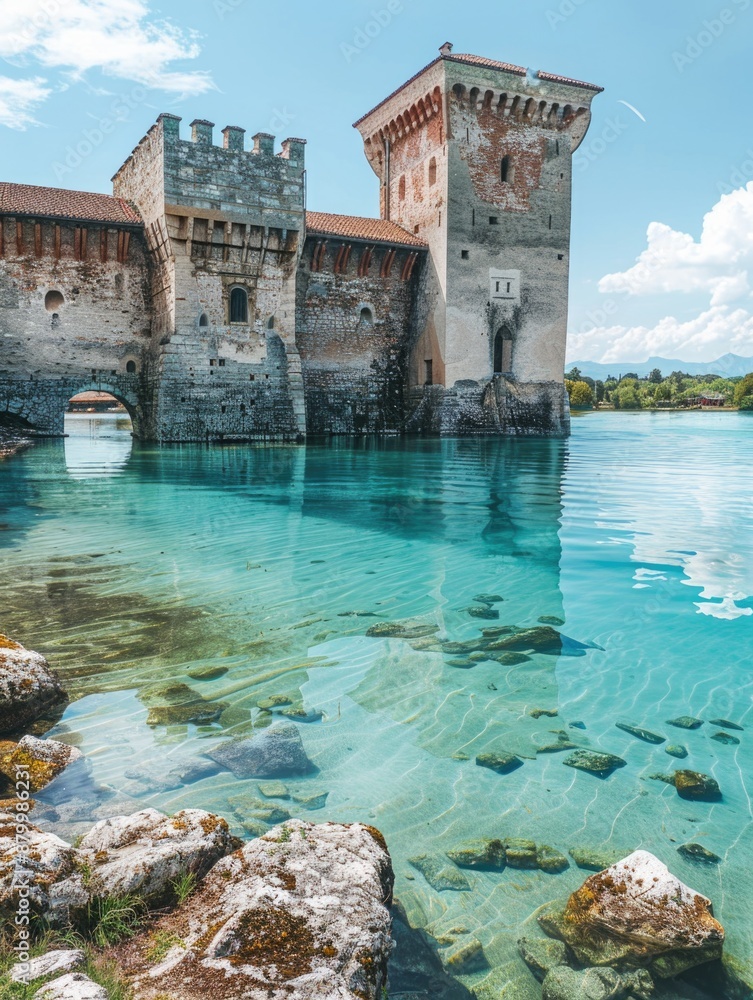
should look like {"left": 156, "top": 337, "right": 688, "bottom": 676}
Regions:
{"left": 1, "top": 634, "right": 751, "bottom": 1000}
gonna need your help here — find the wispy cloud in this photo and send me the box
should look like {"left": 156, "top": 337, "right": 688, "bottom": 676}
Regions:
{"left": 0, "top": 76, "right": 52, "bottom": 129}
{"left": 0, "top": 0, "right": 213, "bottom": 129}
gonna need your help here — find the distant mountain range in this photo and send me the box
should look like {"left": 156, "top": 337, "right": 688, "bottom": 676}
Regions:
{"left": 566, "top": 353, "right": 753, "bottom": 380}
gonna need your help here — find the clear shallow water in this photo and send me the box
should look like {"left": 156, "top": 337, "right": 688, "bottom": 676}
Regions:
{"left": 2, "top": 411, "right": 752, "bottom": 995}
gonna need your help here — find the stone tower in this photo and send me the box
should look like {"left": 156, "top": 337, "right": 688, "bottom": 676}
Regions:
{"left": 112, "top": 115, "right": 308, "bottom": 441}
{"left": 354, "top": 44, "right": 602, "bottom": 436}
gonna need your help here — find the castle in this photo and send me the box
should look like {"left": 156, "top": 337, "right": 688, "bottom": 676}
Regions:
{"left": 0, "top": 45, "right": 601, "bottom": 441}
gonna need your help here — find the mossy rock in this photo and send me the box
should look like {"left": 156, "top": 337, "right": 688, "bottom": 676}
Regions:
{"left": 536, "top": 845, "right": 569, "bottom": 874}
{"left": 665, "top": 744, "right": 688, "bottom": 759}
{"left": 562, "top": 749, "right": 626, "bottom": 778}
{"left": 538, "top": 615, "right": 565, "bottom": 626}
{"left": 476, "top": 751, "right": 523, "bottom": 775}
{"left": 257, "top": 693, "right": 295, "bottom": 711}
{"left": 677, "top": 843, "right": 721, "bottom": 865}
{"left": 674, "top": 770, "right": 722, "bottom": 802}
{"left": 493, "top": 652, "right": 531, "bottom": 665}
{"left": 446, "top": 838, "right": 506, "bottom": 870}
{"left": 187, "top": 665, "right": 229, "bottom": 681}
{"left": 365, "top": 622, "right": 407, "bottom": 638}
{"left": 473, "top": 594, "right": 504, "bottom": 604}
{"left": 146, "top": 701, "right": 228, "bottom": 727}
{"left": 666, "top": 716, "right": 704, "bottom": 730}
{"left": 408, "top": 853, "right": 473, "bottom": 891}
{"left": 711, "top": 731, "right": 740, "bottom": 746}
{"left": 569, "top": 846, "right": 626, "bottom": 872}
{"left": 467, "top": 606, "right": 500, "bottom": 620}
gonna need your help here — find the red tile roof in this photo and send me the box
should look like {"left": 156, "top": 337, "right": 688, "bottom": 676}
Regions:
{"left": 446, "top": 53, "right": 602, "bottom": 92}
{"left": 306, "top": 211, "right": 427, "bottom": 248}
{"left": 353, "top": 51, "right": 602, "bottom": 127}
{"left": 0, "top": 182, "right": 142, "bottom": 225}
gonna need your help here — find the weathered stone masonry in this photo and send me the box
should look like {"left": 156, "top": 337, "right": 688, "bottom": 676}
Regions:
{"left": 0, "top": 46, "right": 601, "bottom": 441}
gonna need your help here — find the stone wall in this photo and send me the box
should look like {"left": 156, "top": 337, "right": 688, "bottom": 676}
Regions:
{"left": 0, "top": 216, "right": 155, "bottom": 435}
{"left": 296, "top": 240, "right": 420, "bottom": 435}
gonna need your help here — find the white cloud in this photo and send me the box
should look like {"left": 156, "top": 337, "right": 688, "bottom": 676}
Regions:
{"left": 0, "top": 76, "right": 51, "bottom": 129}
{"left": 568, "top": 305, "right": 753, "bottom": 365}
{"left": 599, "top": 184, "right": 753, "bottom": 299}
{"left": 0, "top": 0, "right": 213, "bottom": 128}
{"left": 573, "top": 184, "right": 753, "bottom": 363}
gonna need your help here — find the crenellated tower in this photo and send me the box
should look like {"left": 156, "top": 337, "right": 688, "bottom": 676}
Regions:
{"left": 354, "top": 43, "right": 602, "bottom": 435}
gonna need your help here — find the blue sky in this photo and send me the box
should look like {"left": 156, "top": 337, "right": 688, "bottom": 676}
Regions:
{"left": 2, "top": 0, "right": 753, "bottom": 363}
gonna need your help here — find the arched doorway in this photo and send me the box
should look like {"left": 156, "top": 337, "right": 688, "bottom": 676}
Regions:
{"left": 494, "top": 328, "right": 513, "bottom": 374}
{"left": 64, "top": 392, "right": 134, "bottom": 477}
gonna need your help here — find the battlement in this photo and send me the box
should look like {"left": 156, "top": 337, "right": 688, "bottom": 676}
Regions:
{"left": 112, "top": 112, "right": 307, "bottom": 234}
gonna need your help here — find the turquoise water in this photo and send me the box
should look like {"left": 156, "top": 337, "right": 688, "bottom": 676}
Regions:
{"left": 2, "top": 411, "right": 752, "bottom": 994}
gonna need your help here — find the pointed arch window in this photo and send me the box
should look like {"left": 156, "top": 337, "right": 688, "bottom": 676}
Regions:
{"left": 229, "top": 287, "right": 248, "bottom": 323}
{"left": 494, "top": 328, "right": 513, "bottom": 374}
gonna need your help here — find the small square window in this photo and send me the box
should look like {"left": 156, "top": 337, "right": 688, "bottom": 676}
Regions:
{"left": 557, "top": 254, "right": 564, "bottom": 260}
{"left": 489, "top": 216, "right": 498, "bottom": 225}
{"left": 461, "top": 250, "right": 469, "bottom": 260}
{"left": 249, "top": 374, "right": 255, "bottom": 381}
{"left": 209, "top": 359, "right": 216, "bottom": 366}
{"left": 219, "top": 358, "right": 226, "bottom": 367}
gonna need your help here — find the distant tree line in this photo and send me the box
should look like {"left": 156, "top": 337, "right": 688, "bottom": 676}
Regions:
{"left": 564, "top": 368, "right": 753, "bottom": 410}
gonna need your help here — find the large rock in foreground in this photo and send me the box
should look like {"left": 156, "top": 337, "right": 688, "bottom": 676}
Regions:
{"left": 0, "top": 635, "right": 67, "bottom": 734}
{"left": 0, "top": 735, "right": 83, "bottom": 793}
{"left": 0, "top": 807, "right": 238, "bottom": 926}
{"left": 539, "top": 850, "right": 724, "bottom": 978}
{"left": 117, "top": 819, "right": 394, "bottom": 1000}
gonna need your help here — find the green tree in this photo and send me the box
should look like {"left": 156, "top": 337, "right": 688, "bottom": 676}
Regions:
{"left": 734, "top": 373, "right": 753, "bottom": 407}
{"left": 612, "top": 381, "right": 642, "bottom": 410}
{"left": 568, "top": 380, "right": 594, "bottom": 407}
{"left": 565, "top": 366, "right": 582, "bottom": 382}
{"left": 648, "top": 367, "right": 663, "bottom": 384}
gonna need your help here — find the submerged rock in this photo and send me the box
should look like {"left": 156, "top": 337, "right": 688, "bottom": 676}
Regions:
{"left": 0, "top": 634, "right": 67, "bottom": 735}
{"left": 0, "top": 736, "right": 83, "bottom": 793}
{"left": 568, "top": 846, "right": 626, "bottom": 872}
{"left": 473, "top": 593, "right": 504, "bottom": 604}
{"left": 667, "top": 716, "right": 704, "bottom": 730}
{"left": 258, "top": 781, "right": 290, "bottom": 799}
{"left": 711, "top": 731, "right": 740, "bottom": 746}
{"left": 517, "top": 937, "right": 571, "bottom": 982}
{"left": 257, "top": 693, "right": 294, "bottom": 710}
{"left": 615, "top": 722, "right": 665, "bottom": 744}
{"left": 493, "top": 652, "right": 531, "bottom": 665}
{"left": 674, "top": 769, "right": 722, "bottom": 801}
{"left": 709, "top": 718, "right": 744, "bottom": 731}
{"left": 389, "top": 903, "right": 474, "bottom": 1000}
{"left": 447, "top": 658, "right": 475, "bottom": 669}
{"left": 279, "top": 706, "right": 323, "bottom": 724}
{"left": 446, "top": 838, "right": 506, "bottom": 870}
{"left": 541, "top": 965, "right": 653, "bottom": 1000}
{"left": 487, "top": 626, "right": 563, "bottom": 654}
{"left": 365, "top": 622, "right": 407, "bottom": 637}
{"left": 539, "top": 850, "right": 724, "bottom": 978}
{"left": 665, "top": 744, "right": 688, "bottom": 759}
{"left": 562, "top": 749, "right": 626, "bottom": 778}
{"left": 678, "top": 843, "right": 721, "bottom": 864}
{"left": 481, "top": 625, "right": 519, "bottom": 637}
{"left": 504, "top": 838, "right": 537, "bottom": 869}
{"left": 116, "top": 820, "right": 396, "bottom": 1000}
{"left": 536, "top": 845, "right": 569, "bottom": 874}
{"left": 443, "top": 937, "right": 487, "bottom": 973}
{"left": 530, "top": 708, "right": 559, "bottom": 719}
{"left": 290, "top": 790, "right": 328, "bottom": 810}
{"left": 409, "top": 853, "right": 473, "bottom": 891}
{"left": 476, "top": 751, "right": 523, "bottom": 775}
{"left": 538, "top": 615, "right": 565, "bottom": 626}
{"left": 206, "top": 722, "right": 315, "bottom": 779}
{"left": 186, "top": 664, "right": 228, "bottom": 681}
{"left": 467, "top": 606, "right": 500, "bottom": 620}
{"left": 229, "top": 794, "right": 291, "bottom": 825}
